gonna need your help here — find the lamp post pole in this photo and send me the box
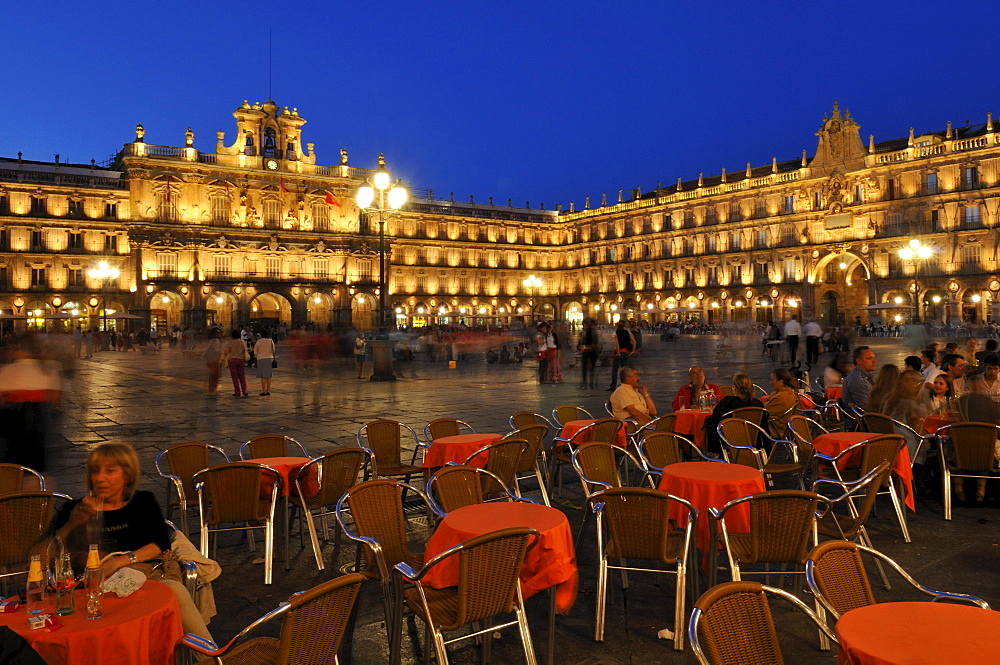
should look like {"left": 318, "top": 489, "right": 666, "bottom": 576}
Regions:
{"left": 523, "top": 274, "right": 542, "bottom": 323}
{"left": 88, "top": 261, "right": 119, "bottom": 345}
{"left": 356, "top": 154, "right": 407, "bottom": 381}
{"left": 898, "top": 238, "right": 932, "bottom": 322}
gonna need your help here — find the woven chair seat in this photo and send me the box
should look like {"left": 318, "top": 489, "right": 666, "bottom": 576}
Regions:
{"left": 207, "top": 499, "right": 273, "bottom": 525}
{"left": 194, "top": 638, "right": 279, "bottom": 665}
{"left": 724, "top": 532, "right": 808, "bottom": 566}
{"left": 604, "top": 529, "right": 686, "bottom": 561}
{"left": 376, "top": 462, "right": 424, "bottom": 477}
{"left": 404, "top": 585, "right": 469, "bottom": 632}
{"left": 817, "top": 511, "right": 860, "bottom": 539}
{"left": 762, "top": 462, "right": 802, "bottom": 475}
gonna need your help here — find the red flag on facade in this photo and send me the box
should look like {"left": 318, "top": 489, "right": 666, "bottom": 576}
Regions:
{"left": 225, "top": 181, "right": 230, "bottom": 196}
{"left": 279, "top": 178, "right": 286, "bottom": 194}
{"left": 325, "top": 191, "right": 340, "bottom": 207}
{"left": 165, "top": 184, "right": 171, "bottom": 202}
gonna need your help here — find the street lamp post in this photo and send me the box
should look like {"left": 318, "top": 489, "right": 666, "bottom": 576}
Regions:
{"left": 523, "top": 274, "right": 542, "bottom": 323}
{"left": 898, "top": 238, "right": 932, "bottom": 321}
{"left": 356, "top": 153, "right": 407, "bottom": 381}
{"left": 88, "top": 260, "right": 120, "bottom": 342}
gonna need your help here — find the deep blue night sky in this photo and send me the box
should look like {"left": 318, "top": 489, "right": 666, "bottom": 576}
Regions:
{"left": 3, "top": 1, "right": 999, "bottom": 210}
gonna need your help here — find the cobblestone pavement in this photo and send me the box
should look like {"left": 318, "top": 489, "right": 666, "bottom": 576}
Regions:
{"left": 38, "top": 334, "right": 1000, "bottom": 664}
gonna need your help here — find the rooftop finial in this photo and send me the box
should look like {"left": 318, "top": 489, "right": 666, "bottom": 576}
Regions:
{"left": 908, "top": 127, "right": 915, "bottom": 147}
{"left": 745, "top": 162, "right": 752, "bottom": 178}
{"left": 801, "top": 149, "right": 808, "bottom": 167}
{"left": 868, "top": 134, "right": 875, "bottom": 154}
{"left": 771, "top": 157, "right": 777, "bottom": 173}
{"left": 135, "top": 123, "right": 145, "bottom": 142}
{"left": 946, "top": 120, "right": 953, "bottom": 139}
{"left": 988, "top": 112, "right": 995, "bottom": 132}
{"left": 698, "top": 172, "right": 704, "bottom": 187}
{"left": 720, "top": 167, "right": 727, "bottom": 183}
{"left": 676, "top": 177, "right": 682, "bottom": 192}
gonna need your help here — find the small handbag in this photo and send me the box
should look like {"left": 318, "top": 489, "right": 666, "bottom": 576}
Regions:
{"left": 271, "top": 359, "right": 278, "bottom": 368}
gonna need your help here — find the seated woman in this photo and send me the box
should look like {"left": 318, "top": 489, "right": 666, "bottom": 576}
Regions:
{"left": 883, "top": 369, "right": 929, "bottom": 464}
{"left": 52, "top": 443, "right": 213, "bottom": 640}
{"left": 927, "top": 374, "right": 954, "bottom": 415}
{"left": 867, "top": 364, "right": 901, "bottom": 414}
{"left": 761, "top": 369, "right": 798, "bottom": 439}
{"left": 704, "top": 373, "right": 765, "bottom": 455}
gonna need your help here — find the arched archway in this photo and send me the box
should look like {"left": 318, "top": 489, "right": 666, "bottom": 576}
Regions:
{"left": 820, "top": 291, "right": 840, "bottom": 325}
{"left": 24, "top": 300, "right": 52, "bottom": 331}
{"left": 564, "top": 301, "right": 584, "bottom": 327}
{"left": 351, "top": 293, "right": 375, "bottom": 330}
{"left": 206, "top": 291, "right": 238, "bottom": 331}
{"left": 250, "top": 292, "right": 293, "bottom": 328}
{"left": 149, "top": 291, "right": 183, "bottom": 333}
{"left": 922, "top": 288, "right": 948, "bottom": 324}
{"left": 306, "top": 292, "right": 333, "bottom": 329}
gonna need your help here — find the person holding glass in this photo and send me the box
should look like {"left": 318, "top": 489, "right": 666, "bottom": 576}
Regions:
{"left": 50, "top": 443, "right": 213, "bottom": 640}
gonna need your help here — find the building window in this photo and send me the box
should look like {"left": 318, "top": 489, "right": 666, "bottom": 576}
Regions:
{"left": 30, "top": 197, "right": 47, "bottom": 216}
{"left": 0, "top": 195, "right": 8, "bottom": 215}
{"left": 707, "top": 265, "right": 719, "bottom": 285}
{"left": 964, "top": 205, "right": 982, "bottom": 229}
{"left": 478, "top": 275, "right": 489, "bottom": 293}
{"left": 104, "top": 202, "right": 118, "bottom": 219}
{"left": 458, "top": 275, "right": 469, "bottom": 293}
{"left": 104, "top": 234, "right": 118, "bottom": 252}
{"left": 781, "top": 225, "right": 796, "bottom": 246}
{"left": 783, "top": 259, "right": 797, "bottom": 281}
{"left": 854, "top": 184, "right": 864, "bottom": 204}
{"left": 31, "top": 267, "right": 46, "bottom": 287}
{"left": 705, "top": 207, "right": 717, "bottom": 225}
{"left": 417, "top": 273, "right": 428, "bottom": 291}
{"left": 265, "top": 257, "right": 281, "bottom": 278}
{"left": 754, "top": 199, "right": 767, "bottom": 219}
{"left": 156, "top": 253, "right": 178, "bottom": 277}
{"left": 68, "top": 200, "right": 84, "bottom": 217}
{"left": 606, "top": 247, "right": 616, "bottom": 263}
{"left": 211, "top": 196, "right": 230, "bottom": 225}
{"left": 756, "top": 229, "right": 768, "bottom": 248}
{"left": 69, "top": 232, "right": 82, "bottom": 249}
{"left": 68, "top": 268, "right": 84, "bottom": 287}
{"left": 263, "top": 200, "right": 281, "bottom": 228}
{"left": 755, "top": 262, "right": 769, "bottom": 282}
{"left": 784, "top": 195, "right": 794, "bottom": 214}
{"left": 730, "top": 265, "right": 741, "bottom": 284}
{"left": 963, "top": 166, "right": 980, "bottom": 190}
{"left": 814, "top": 191, "right": 822, "bottom": 210}
{"left": 730, "top": 231, "right": 741, "bottom": 251}
{"left": 683, "top": 209, "right": 694, "bottom": 227}
{"left": 311, "top": 204, "right": 329, "bottom": 232}
{"left": 706, "top": 235, "right": 717, "bottom": 253}
{"left": 886, "top": 212, "right": 904, "bottom": 235}
{"left": 825, "top": 263, "right": 838, "bottom": 283}
{"left": 31, "top": 231, "right": 43, "bottom": 249}
{"left": 213, "top": 254, "right": 230, "bottom": 276}
{"left": 961, "top": 244, "right": 981, "bottom": 269}
{"left": 684, "top": 267, "right": 695, "bottom": 286}
{"left": 357, "top": 260, "right": 372, "bottom": 281}
{"left": 729, "top": 202, "right": 741, "bottom": 222}
{"left": 923, "top": 173, "right": 938, "bottom": 195}
{"left": 314, "top": 258, "right": 328, "bottom": 279}
{"left": 156, "top": 192, "right": 177, "bottom": 221}
{"left": 263, "top": 127, "right": 279, "bottom": 158}
{"left": 664, "top": 269, "right": 674, "bottom": 287}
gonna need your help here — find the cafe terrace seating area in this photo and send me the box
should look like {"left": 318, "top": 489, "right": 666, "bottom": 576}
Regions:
{"left": 1, "top": 391, "right": 998, "bottom": 665}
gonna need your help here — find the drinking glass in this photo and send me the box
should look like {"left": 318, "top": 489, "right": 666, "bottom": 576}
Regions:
{"left": 84, "top": 566, "right": 104, "bottom": 620}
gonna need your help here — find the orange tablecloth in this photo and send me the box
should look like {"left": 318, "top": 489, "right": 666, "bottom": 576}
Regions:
{"left": 557, "top": 419, "right": 627, "bottom": 447}
{"left": 672, "top": 410, "right": 711, "bottom": 449}
{"left": 422, "top": 502, "right": 578, "bottom": 613}
{"left": 826, "top": 386, "right": 843, "bottom": 401}
{"left": 658, "top": 461, "right": 765, "bottom": 566}
{"left": 811, "top": 433, "right": 915, "bottom": 511}
{"left": 922, "top": 414, "right": 957, "bottom": 434}
{"left": 254, "top": 456, "right": 316, "bottom": 497}
{"left": 0, "top": 580, "right": 183, "bottom": 665}
{"left": 422, "top": 433, "right": 502, "bottom": 469}
{"left": 835, "top": 602, "right": 1000, "bottom": 665}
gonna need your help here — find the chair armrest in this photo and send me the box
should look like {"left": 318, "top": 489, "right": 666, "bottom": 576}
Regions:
{"left": 177, "top": 601, "right": 291, "bottom": 658}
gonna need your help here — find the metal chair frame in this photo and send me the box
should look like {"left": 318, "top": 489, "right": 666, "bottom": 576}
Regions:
{"left": 154, "top": 442, "right": 230, "bottom": 536}
{"left": 239, "top": 434, "right": 309, "bottom": 460}
{"left": 716, "top": 419, "right": 803, "bottom": 488}
{"left": 860, "top": 412, "right": 935, "bottom": 466}
{"left": 550, "top": 417, "right": 625, "bottom": 497}
{"left": 356, "top": 420, "right": 427, "bottom": 481}
{"left": 193, "top": 462, "right": 280, "bottom": 585}
{"left": 0, "top": 464, "right": 45, "bottom": 494}
{"left": 935, "top": 422, "right": 1000, "bottom": 520}
{"left": 550, "top": 404, "right": 594, "bottom": 428}
{"left": 426, "top": 465, "right": 533, "bottom": 518}
{"left": 503, "top": 424, "right": 552, "bottom": 506}
{"left": 423, "top": 418, "right": 477, "bottom": 446}
{"left": 464, "top": 438, "right": 531, "bottom": 501}
{"left": 509, "top": 411, "right": 555, "bottom": 431}
{"left": 636, "top": 432, "right": 722, "bottom": 484}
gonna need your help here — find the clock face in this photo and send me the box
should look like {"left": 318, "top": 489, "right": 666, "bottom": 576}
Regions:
{"left": 265, "top": 159, "right": 278, "bottom": 170}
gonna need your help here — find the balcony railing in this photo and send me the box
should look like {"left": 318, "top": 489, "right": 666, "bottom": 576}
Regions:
{"left": 144, "top": 270, "right": 353, "bottom": 285}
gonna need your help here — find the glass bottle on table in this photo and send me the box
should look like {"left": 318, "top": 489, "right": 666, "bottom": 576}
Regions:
{"left": 26, "top": 555, "right": 45, "bottom": 615}
{"left": 84, "top": 544, "right": 104, "bottom": 620}
{"left": 55, "top": 551, "right": 76, "bottom": 616}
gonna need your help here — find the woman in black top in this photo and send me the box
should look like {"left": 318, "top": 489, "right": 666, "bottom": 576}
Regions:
{"left": 53, "top": 443, "right": 212, "bottom": 640}
{"left": 704, "top": 373, "right": 765, "bottom": 454}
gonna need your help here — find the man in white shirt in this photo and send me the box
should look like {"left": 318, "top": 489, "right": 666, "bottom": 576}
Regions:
{"left": 920, "top": 348, "right": 943, "bottom": 389}
{"left": 803, "top": 319, "right": 823, "bottom": 365}
{"left": 982, "top": 354, "right": 1000, "bottom": 396}
{"left": 610, "top": 367, "right": 657, "bottom": 425}
{"left": 783, "top": 315, "right": 802, "bottom": 364}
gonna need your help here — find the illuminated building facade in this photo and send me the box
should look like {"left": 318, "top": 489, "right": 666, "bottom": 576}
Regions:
{"left": 1, "top": 101, "right": 998, "bottom": 332}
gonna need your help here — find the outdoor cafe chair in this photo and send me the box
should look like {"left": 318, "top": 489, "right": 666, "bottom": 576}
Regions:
{"left": 394, "top": 527, "right": 541, "bottom": 665}
{"left": 550, "top": 417, "right": 625, "bottom": 497}
{"left": 717, "top": 419, "right": 803, "bottom": 488}
{"left": 177, "top": 572, "right": 365, "bottom": 665}
{"left": 589, "top": 486, "right": 696, "bottom": 650}
{"left": 0, "top": 491, "right": 67, "bottom": 590}
{"left": 688, "top": 581, "right": 837, "bottom": 665}
{"left": 464, "top": 438, "right": 530, "bottom": 499}
{"left": 336, "top": 479, "right": 433, "bottom": 664}
{"left": 571, "top": 441, "right": 654, "bottom": 550}
{"left": 503, "top": 424, "right": 551, "bottom": 506}
{"left": 811, "top": 433, "right": 911, "bottom": 543}
{"left": 239, "top": 434, "right": 309, "bottom": 460}
{"left": 292, "top": 447, "right": 373, "bottom": 571}
{"left": 861, "top": 412, "right": 934, "bottom": 466}
{"left": 423, "top": 418, "right": 476, "bottom": 446}
{"left": 786, "top": 415, "right": 827, "bottom": 485}
{"left": 551, "top": 404, "right": 594, "bottom": 428}
{"left": 509, "top": 411, "right": 555, "bottom": 430}
{"left": 936, "top": 422, "right": 1000, "bottom": 520}
{"left": 193, "top": 462, "right": 280, "bottom": 585}
{"left": 637, "top": 431, "right": 721, "bottom": 484}
{"left": 0, "top": 464, "right": 45, "bottom": 495}
{"left": 357, "top": 419, "right": 426, "bottom": 483}
{"left": 155, "top": 442, "right": 230, "bottom": 536}
{"left": 426, "top": 465, "right": 529, "bottom": 517}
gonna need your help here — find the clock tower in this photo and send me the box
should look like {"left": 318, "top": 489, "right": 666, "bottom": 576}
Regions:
{"left": 215, "top": 100, "right": 315, "bottom": 173}
{"left": 808, "top": 101, "right": 866, "bottom": 177}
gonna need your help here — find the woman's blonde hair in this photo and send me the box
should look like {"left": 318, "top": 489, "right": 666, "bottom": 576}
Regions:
{"left": 85, "top": 443, "right": 141, "bottom": 500}
{"left": 732, "top": 373, "right": 755, "bottom": 401}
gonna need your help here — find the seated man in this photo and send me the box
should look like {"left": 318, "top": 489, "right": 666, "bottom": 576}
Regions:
{"left": 610, "top": 367, "right": 657, "bottom": 425}
{"left": 671, "top": 365, "right": 723, "bottom": 410}
{"left": 485, "top": 347, "right": 499, "bottom": 364}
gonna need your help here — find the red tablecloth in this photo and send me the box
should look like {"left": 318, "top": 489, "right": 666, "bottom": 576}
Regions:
{"left": 658, "top": 461, "right": 765, "bottom": 566}
{"left": 922, "top": 414, "right": 957, "bottom": 434}
{"left": 672, "top": 410, "right": 711, "bottom": 449}
{"left": 254, "top": 456, "right": 316, "bottom": 497}
{"left": 835, "top": 602, "right": 1000, "bottom": 665}
{"left": 422, "top": 433, "right": 502, "bottom": 469}
{"left": 0, "top": 580, "right": 183, "bottom": 665}
{"left": 422, "top": 502, "right": 578, "bottom": 613}
{"left": 826, "top": 386, "right": 843, "bottom": 401}
{"left": 557, "top": 420, "right": 627, "bottom": 447}
{"left": 811, "top": 432, "right": 915, "bottom": 511}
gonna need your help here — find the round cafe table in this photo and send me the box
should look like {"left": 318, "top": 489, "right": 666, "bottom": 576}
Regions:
{"left": 0, "top": 579, "right": 183, "bottom": 665}
{"left": 835, "top": 602, "right": 1000, "bottom": 665}
{"left": 658, "top": 461, "right": 765, "bottom": 582}
{"left": 422, "top": 433, "right": 502, "bottom": 470}
{"left": 811, "top": 432, "right": 915, "bottom": 512}
{"left": 557, "top": 420, "right": 627, "bottom": 447}
{"left": 922, "top": 414, "right": 957, "bottom": 434}
{"left": 422, "top": 502, "right": 577, "bottom": 665}
{"left": 252, "top": 456, "right": 316, "bottom": 571}
{"left": 672, "top": 409, "right": 712, "bottom": 449}
{"left": 826, "top": 386, "right": 843, "bottom": 401}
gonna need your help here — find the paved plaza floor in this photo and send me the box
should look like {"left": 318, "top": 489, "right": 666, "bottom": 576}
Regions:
{"left": 38, "top": 333, "right": 1000, "bottom": 664}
